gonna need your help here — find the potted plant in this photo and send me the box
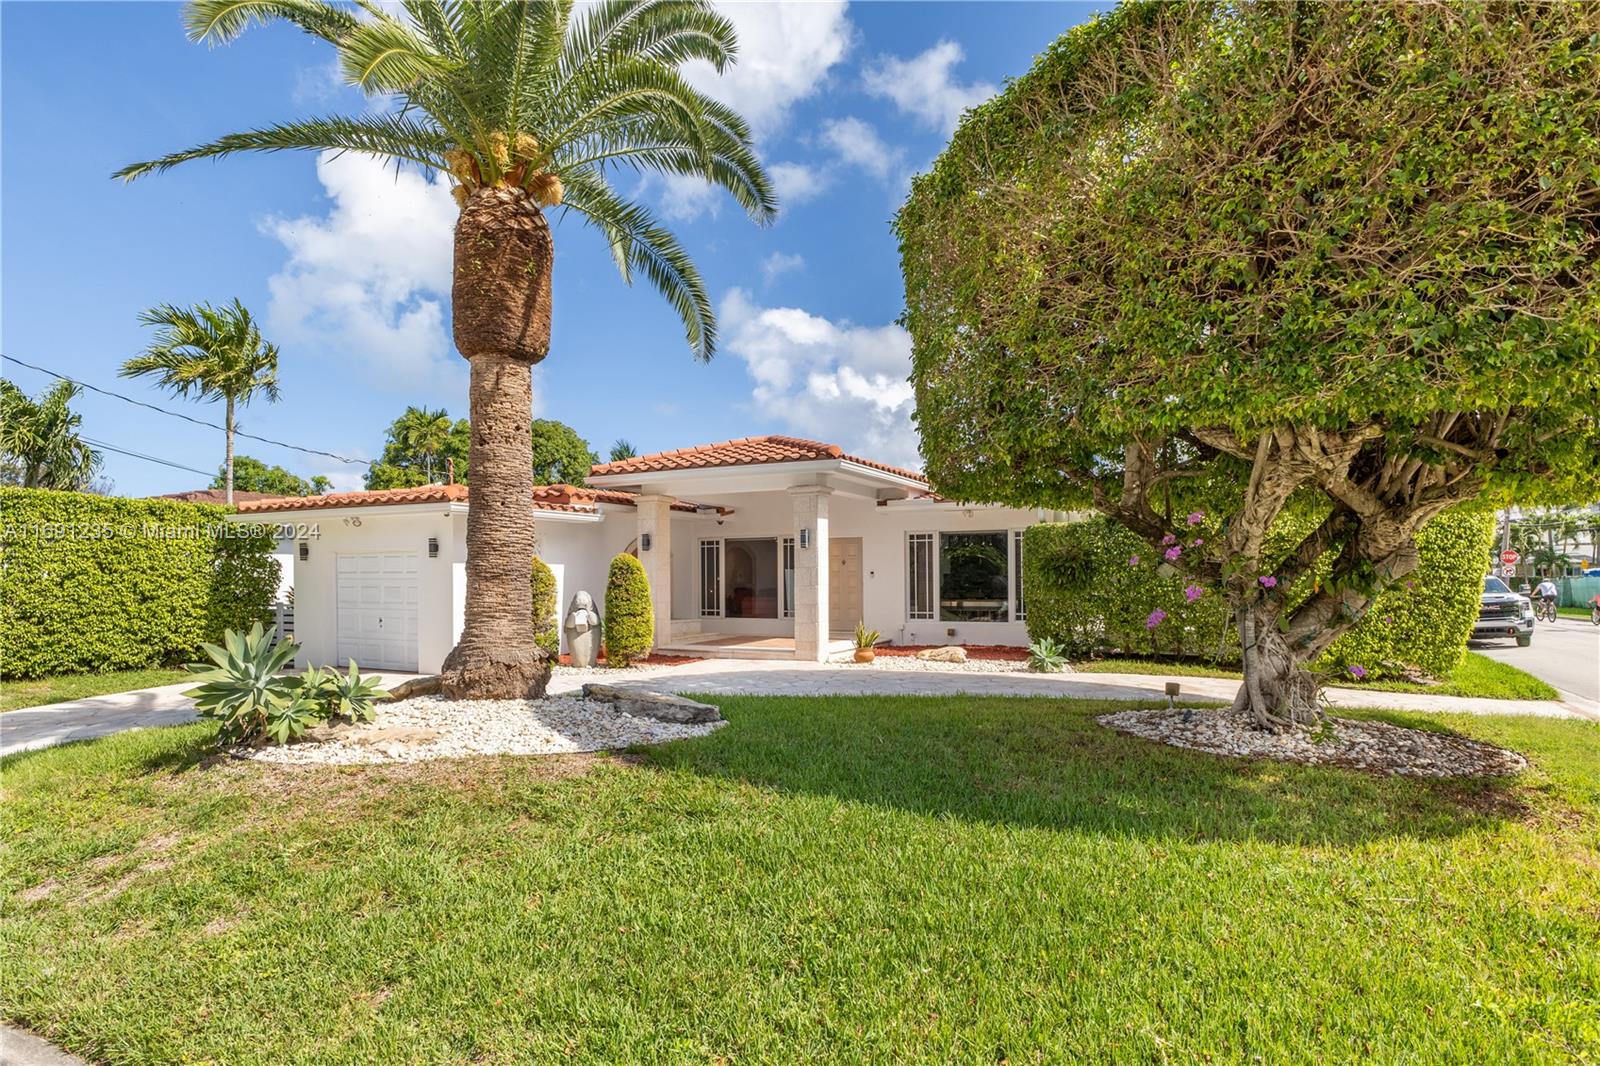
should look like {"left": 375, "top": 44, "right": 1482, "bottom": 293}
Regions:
{"left": 853, "top": 621, "right": 880, "bottom": 663}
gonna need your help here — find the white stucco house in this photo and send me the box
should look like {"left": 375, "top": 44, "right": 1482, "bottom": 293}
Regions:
{"left": 232, "top": 435, "right": 1066, "bottom": 672}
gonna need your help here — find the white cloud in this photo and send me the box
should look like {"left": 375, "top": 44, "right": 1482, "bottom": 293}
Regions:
{"left": 760, "top": 251, "right": 805, "bottom": 284}
{"left": 684, "top": 2, "right": 854, "bottom": 138}
{"left": 657, "top": 172, "right": 724, "bottom": 222}
{"left": 720, "top": 288, "right": 920, "bottom": 468}
{"left": 862, "top": 40, "right": 997, "bottom": 134}
{"left": 820, "top": 117, "right": 903, "bottom": 181}
{"left": 768, "top": 161, "right": 830, "bottom": 208}
{"left": 262, "top": 151, "right": 465, "bottom": 395}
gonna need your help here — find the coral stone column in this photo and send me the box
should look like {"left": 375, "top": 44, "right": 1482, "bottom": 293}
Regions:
{"left": 790, "top": 485, "right": 832, "bottom": 661}
{"left": 634, "top": 494, "right": 674, "bottom": 649}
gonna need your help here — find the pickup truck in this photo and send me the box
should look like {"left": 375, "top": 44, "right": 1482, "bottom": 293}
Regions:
{"left": 1474, "top": 575, "right": 1534, "bottom": 647}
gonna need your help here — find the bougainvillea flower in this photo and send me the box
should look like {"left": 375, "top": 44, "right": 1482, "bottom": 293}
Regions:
{"left": 1187, "top": 512, "right": 1205, "bottom": 526}
{"left": 1164, "top": 546, "right": 1183, "bottom": 561}
{"left": 1348, "top": 665, "right": 1368, "bottom": 680}
{"left": 1184, "top": 584, "right": 1204, "bottom": 602}
{"left": 1146, "top": 609, "right": 1167, "bottom": 629}
{"left": 1258, "top": 575, "right": 1278, "bottom": 589}
{"left": 1128, "top": 555, "right": 1140, "bottom": 566}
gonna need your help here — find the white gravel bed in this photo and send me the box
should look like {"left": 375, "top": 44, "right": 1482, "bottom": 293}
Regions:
{"left": 550, "top": 662, "right": 687, "bottom": 684}
{"left": 829, "top": 656, "right": 1035, "bottom": 674}
{"left": 1098, "top": 708, "right": 1527, "bottom": 778}
{"left": 242, "top": 694, "right": 723, "bottom": 765}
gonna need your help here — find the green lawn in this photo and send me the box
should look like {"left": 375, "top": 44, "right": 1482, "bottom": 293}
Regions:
{"left": 1078, "top": 650, "right": 1558, "bottom": 700}
{"left": 0, "top": 668, "right": 190, "bottom": 713}
{"left": 4, "top": 696, "right": 1598, "bottom": 1064}
{"left": 1558, "top": 605, "right": 1595, "bottom": 620}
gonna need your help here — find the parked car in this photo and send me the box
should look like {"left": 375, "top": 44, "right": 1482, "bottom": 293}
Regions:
{"left": 1474, "top": 575, "right": 1534, "bottom": 647}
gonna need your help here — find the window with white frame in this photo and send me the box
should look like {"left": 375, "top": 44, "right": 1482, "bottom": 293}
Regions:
{"left": 782, "top": 537, "right": 796, "bottom": 619}
{"left": 908, "top": 530, "right": 1024, "bottom": 623}
{"left": 699, "top": 539, "right": 722, "bottom": 617}
{"left": 1013, "top": 530, "right": 1026, "bottom": 621}
{"left": 907, "top": 533, "right": 936, "bottom": 620}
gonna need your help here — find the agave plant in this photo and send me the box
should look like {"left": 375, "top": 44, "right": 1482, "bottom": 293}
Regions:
{"left": 185, "top": 622, "right": 315, "bottom": 745}
{"left": 854, "top": 621, "right": 881, "bottom": 650}
{"left": 1027, "top": 637, "right": 1068, "bottom": 674}
{"left": 319, "top": 661, "right": 391, "bottom": 723}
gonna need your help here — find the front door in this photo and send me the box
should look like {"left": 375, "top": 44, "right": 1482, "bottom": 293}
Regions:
{"left": 829, "top": 537, "right": 863, "bottom": 636}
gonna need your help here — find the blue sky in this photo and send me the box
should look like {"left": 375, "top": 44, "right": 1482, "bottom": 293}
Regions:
{"left": 2, "top": 1, "right": 1105, "bottom": 496}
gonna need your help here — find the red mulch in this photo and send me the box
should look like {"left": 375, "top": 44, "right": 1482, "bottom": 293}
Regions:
{"left": 874, "top": 644, "right": 1029, "bottom": 662}
{"left": 557, "top": 652, "right": 697, "bottom": 667}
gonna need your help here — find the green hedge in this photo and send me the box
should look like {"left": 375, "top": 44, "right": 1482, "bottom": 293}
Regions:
{"left": 1319, "top": 510, "right": 1496, "bottom": 678}
{"left": 603, "top": 553, "right": 653, "bottom": 667}
{"left": 531, "top": 555, "right": 558, "bottom": 658}
{"left": 1023, "top": 509, "right": 1494, "bottom": 678}
{"left": 1, "top": 488, "right": 280, "bottom": 679}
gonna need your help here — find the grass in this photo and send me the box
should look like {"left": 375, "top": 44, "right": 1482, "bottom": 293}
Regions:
{"left": 1557, "top": 605, "right": 1595, "bottom": 620}
{"left": 1077, "top": 651, "right": 1558, "bottom": 700}
{"left": 3, "top": 695, "right": 1598, "bottom": 1064}
{"left": 0, "top": 668, "right": 190, "bottom": 713}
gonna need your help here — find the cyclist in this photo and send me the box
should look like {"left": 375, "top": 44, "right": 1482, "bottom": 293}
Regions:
{"left": 1533, "top": 577, "right": 1560, "bottom": 622}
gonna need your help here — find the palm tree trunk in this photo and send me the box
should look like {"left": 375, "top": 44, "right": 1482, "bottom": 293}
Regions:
{"left": 225, "top": 395, "right": 235, "bottom": 505}
{"left": 438, "top": 185, "right": 554, "bottom": 700}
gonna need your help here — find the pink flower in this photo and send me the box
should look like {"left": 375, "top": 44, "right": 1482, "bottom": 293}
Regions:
{"left": 1187, "top": 512, "right": 1205, "bottom": 526}
{"left": 1164, "top": 546, "right": 1183, "bottom": 561}
{"left": 1161, "top": 534, "right": 1177, "bottom": 545}
{"left": 1383, "top": 616, "right": 1393, "bottom": 624}
{"left": 1184, "top": 584, "right": 1204, "bottom": 602}
{"left": 1348, "top": 665, "right": 1367, "bottom": 680}
{"left": 1145, "top": 609, "right": 1167, "bottom": 629}
{"left": 1191, "top": 538, "right": 1204, "bottom": 547}
{"left": 1128, "top": 555, "right": 1140, "bottom": 567}
{"left": 1258, "top": 575, "right": 1278, "bottom": 589}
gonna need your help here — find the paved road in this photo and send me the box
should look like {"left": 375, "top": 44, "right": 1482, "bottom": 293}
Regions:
{"left": 1474, "top": 615, "right": 1599, "bottom": 713}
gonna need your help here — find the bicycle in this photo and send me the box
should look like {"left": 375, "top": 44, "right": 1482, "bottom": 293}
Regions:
{"left": 1534, "top": 596, "right": 1558, "bottom": 624}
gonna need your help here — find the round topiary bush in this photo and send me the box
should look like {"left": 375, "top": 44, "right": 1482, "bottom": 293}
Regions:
{"left": 603, "top": 553, "right": 653, "bottom": 667}
{"left": 531, "top": 555, "right": 558, "bottom": 659}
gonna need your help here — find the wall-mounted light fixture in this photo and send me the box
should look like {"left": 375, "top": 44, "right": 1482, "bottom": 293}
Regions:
{"left": 799, "top": 528, "right": 811, "bottom": 549}
{"left": 428, "top": 537, "right": 439, "bottom": 559}
{"left": 641, "top": 532, "right": 652, "bottom": 552}
{"left": 298, "top": 542, "right": 309, "bottom": 561}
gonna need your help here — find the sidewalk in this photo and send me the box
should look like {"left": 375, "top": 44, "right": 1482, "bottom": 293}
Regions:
{"left": 5, "top": 660, "right": 1589, "bottom": 759}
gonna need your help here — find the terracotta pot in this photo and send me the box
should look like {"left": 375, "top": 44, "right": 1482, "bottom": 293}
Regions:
{"left": 854, "top": 648, "right": 875, "bottom": 664}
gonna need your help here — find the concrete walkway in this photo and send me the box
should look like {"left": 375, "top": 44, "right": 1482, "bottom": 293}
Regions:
{"left": 5, "top": 660, "right": 1590, "bottom": 759}
{"left": 0, "top": 1025, "right": 88, "bottom": 1066}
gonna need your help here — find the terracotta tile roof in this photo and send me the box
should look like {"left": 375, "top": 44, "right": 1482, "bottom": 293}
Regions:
{"left": 588, "top": 435, "right": 927, "bottom": 484}
{"left": 232, "top": 482, "right": 696, "bottom": 515}
{"left": 155, "top": 488, "right": 281, "bottom": 505}
{"left": 235, "top": 484, "right": 469, "bottom": 514}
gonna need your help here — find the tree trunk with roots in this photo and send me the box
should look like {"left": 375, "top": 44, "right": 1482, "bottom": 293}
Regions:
{"left": 1231, "top": 601, "right": 1324, "bottom": 730}
{"left": 439, "top": 187, "right": 554, "bottom": 700}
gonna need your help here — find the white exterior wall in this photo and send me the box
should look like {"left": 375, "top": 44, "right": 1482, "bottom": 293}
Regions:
{"left": 656, "top": 491, "right": 1050, "bottom": 647}
{"left": 286, "top": 508, "right": 458, "bottom": 672}
{"left": 533, "top": 513, "right": 635, "bottom": 653}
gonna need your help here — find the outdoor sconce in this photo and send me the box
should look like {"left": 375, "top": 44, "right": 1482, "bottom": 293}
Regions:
{"left": 298, "top": 542, "right": 309, "bottom": 561}
{"left": 641, "top": 532, "right": 652, "bottom": 552}
{"left": 799, "top": 528, "right": 811, "bottom": 549}
{"left": 428, "top": 537, "right": 439, "bottom": 559}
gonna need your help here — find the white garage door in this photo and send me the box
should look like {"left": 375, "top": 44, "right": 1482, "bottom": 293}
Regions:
{"left": 336, "top": 553, "right": 420, "bottom": 671}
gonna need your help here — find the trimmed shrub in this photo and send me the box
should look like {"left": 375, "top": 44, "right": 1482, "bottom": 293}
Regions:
{"left": 1023, "top": 509, "right": 1495, "bottom": 678}
{"left": 1022, "top": 518, "right": 1234, "bottom": 661}
{"left": 1320, "top": 509, "right": 1496, "bottom": 679}
{"left": 531, "top": 555, "right": 558, "bottom": 658}
{"left": 0, "top": 488, "right": 280, "bottom": 678}
{"left": 603, "top": 553, "right": 653, "bottom": 667}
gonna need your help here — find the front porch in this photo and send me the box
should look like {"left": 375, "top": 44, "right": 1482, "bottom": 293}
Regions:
{"left": 655, "top": 632, "right": 856, "bottom": 662}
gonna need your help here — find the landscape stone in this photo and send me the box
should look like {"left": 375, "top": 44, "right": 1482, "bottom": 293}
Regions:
{"left": 915, "top": 646, "right": 967, "bottom": 663}
{"left": 581, "top": 683, "right": 722, "bottom": 724}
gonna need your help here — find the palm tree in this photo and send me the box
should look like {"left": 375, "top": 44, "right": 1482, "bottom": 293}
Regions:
{"left": 0, "top": 379, "right": 102, "bottom": 490}
{"left": 609, "top": 439, "right": 637, "bottom": 463}
{"left": 394, "top": 405, "right": 455, "bottom": 483}
{"left": 121, "top": 300, "right": 281, "bottom": 505}
{"left": 117, "top": 0, "right": 773, "bottom": 699}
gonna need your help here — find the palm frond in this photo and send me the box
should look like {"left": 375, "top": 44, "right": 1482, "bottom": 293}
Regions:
{"left": 114, "top": 114, "right": 451, "bottom": 180}
{"left": 561, "top": 172, "right": 715, "bottom": 359}
{"left": 185, "top": 0, "right": 358, "bottom": 45}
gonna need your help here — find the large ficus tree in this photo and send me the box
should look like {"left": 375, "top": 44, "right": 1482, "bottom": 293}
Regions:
{"left": 897, "top": 1, "right": 1600, "bottom": 729}
{"left": 120, "top": 0, "right": 774, "bottom": 699}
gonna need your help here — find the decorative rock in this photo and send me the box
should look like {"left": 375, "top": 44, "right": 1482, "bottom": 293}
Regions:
{"left": 915, "top": 646, "right": 967, "bottom": 663}
{"left": 1098, "top": 708, "right": 1527, "bottom": 778}
{"left": 581, "top": 683, "right": 722, "bottom": 724}
{"left": 347, "top": 726, "right": 442, "bottom": 748}
{"left": 386, "top": 675, "right": 442, "bottom": 701}
{"left": 563, "top": 591, "right": 602, "bottom": 668}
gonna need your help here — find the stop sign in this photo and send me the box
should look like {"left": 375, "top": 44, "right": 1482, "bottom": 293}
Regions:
{"left": 1500, "top": 549, "right": 1520, "bottom": 565}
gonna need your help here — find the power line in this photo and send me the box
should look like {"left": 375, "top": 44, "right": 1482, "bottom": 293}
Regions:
{"left": 2, "top": 354, "right": 370, "bottom": 466}
{"left": 80, "top": 436, "right": 215, "bottom": 479}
